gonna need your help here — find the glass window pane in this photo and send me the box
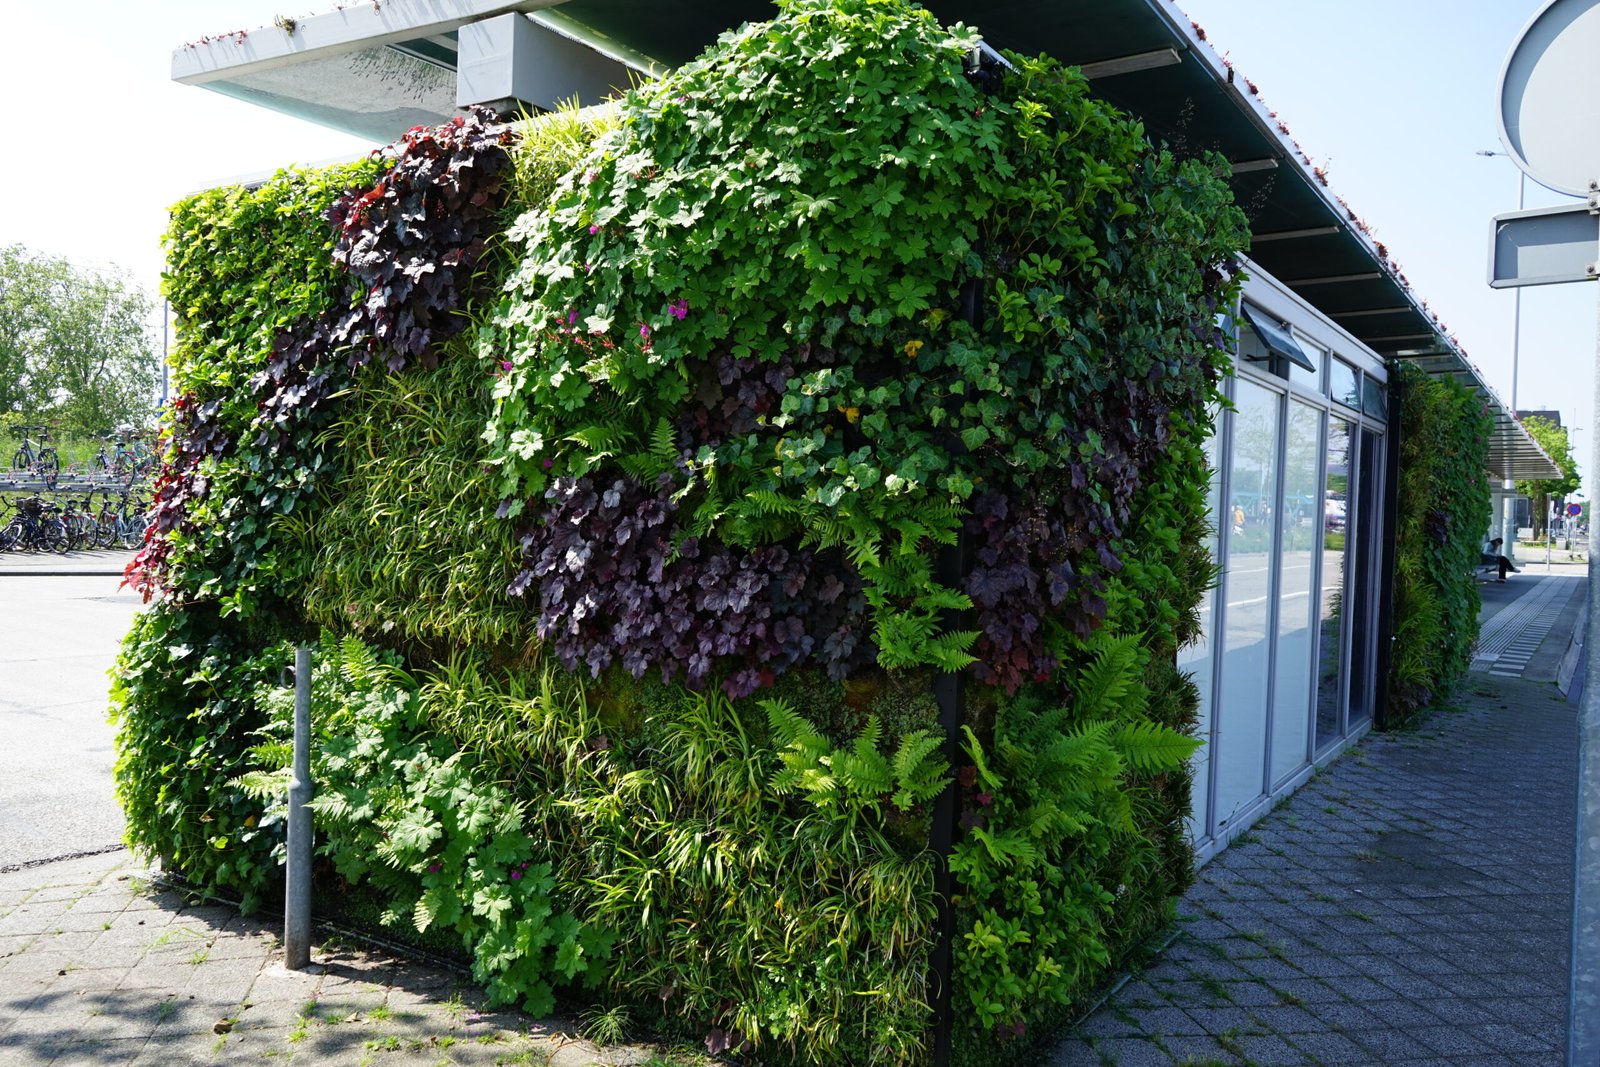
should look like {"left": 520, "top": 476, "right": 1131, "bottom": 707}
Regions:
{"left": 1271, "top": 401, "right": 1322, "bottom": 785}
{"left": 1288, "top": 329, "right": 1325, "bottom": 391}
{"left": 1216, "top": 379, "right": 1279, "bottom": 829}
{"left": 1331, "top": 360, "right": 1360, "bottom": 410}
{"left": 1348, "top": 429, "right": 1383, "bottom": 727}
{"left": 1238, "top": 323, "right": 1272, "bottom": 364}
{"left": 1182, "top": 408, "right": 1222, "bottom": 842}
{"left": 1362, "top": 375, "right": 1388, "bottom": 420}
{"left": 1316, "top": 418, "right": 1353, "bottom": 749}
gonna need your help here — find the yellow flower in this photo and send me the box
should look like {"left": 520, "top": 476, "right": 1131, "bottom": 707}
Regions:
{"left": 902, "top": 339, "right": 924, "bottom": 358}
{"left": 844, "top": 406, "right": 860, "bottom": 424}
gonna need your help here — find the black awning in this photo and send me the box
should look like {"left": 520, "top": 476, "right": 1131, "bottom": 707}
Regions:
{"left": 1240, "top": 303, "right": 1316, "bottom": 372}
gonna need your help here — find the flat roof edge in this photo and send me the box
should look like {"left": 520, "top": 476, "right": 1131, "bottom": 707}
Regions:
{"left": 171, "top": 0, "right": 567, "bottom": 84}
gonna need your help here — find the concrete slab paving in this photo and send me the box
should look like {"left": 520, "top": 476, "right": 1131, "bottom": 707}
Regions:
{"left": 0, "top": 851, "right": 709, "bottom": 1067}
{"left": 1043, "top": 572, "right": 1580, "bottom": 1062}
{"left": 1045, "top": 569, "right": 1584, "bottom": 1066}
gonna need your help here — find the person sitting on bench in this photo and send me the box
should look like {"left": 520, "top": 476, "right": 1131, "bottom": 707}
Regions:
{"left": 1484, "top": 537, "right": 1518, "bottom": 581}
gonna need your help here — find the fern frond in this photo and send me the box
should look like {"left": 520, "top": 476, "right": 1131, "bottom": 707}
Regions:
{"left": 1110, "top": 720, "right": 1202, "bottom": 773}
{"left": 648, "top": 416, "right": 677, "bottom": 469}
{"left": 746, "top": 489, "right": 803, "bottom": 517}
{"left": 1074, "top": 633, "right": 1146, "bottom": 721}
{"left": 890, "top": 729, "right": 948, "bottom": 810}
{"left": 960, "top": 725, "right": 1002, "bottom": 791}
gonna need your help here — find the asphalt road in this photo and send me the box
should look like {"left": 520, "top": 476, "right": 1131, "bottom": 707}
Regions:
{"left": 0, "top": 574, "right": 141, "bottom": 868}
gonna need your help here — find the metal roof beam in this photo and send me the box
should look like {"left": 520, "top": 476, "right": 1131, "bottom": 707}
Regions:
{"left": 1330, "top": 306, "right": 1414, "bottom": 319}
{"left": 1250, "top": 225, "right": 1337, "bottom": 242}
{"left": 1229, "top": 158, "right": 1279, "bottom": 175}
{"left": 1285, "top": 272, "right": 1384, "bottom": 286}
{"left": 1079, "top": 46, "right": 1182, "bottom": 80}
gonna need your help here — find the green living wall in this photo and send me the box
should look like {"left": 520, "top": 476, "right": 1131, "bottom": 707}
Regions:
{"left": 111, "top": 2, "right": 1247, "bottom": 1063}
{"left": 1385, "top": 362, "right": 1492, "bottom": 724}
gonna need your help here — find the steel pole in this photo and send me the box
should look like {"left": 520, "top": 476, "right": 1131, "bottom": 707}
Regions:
{"left": 1570, "top": 272, "right": 1600, "bottom": 1066}
{"left": 1504, "top": 172, "right": 1526, "bottom": 560}
{"left": 285, "top": 646, "right": 314, "bottom": 970}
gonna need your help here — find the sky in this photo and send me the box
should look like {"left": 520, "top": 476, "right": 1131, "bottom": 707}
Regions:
{"left": 2, "top": 0, "right": 1594, "bottom": 492}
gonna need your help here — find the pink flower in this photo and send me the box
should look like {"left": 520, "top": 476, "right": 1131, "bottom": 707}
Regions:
{"left": 501, "top": 361, "right": 512, "bottom": 371}
{"left": 639, "top": 323, "right": 651, "bottom": 339}
{"left": 589, "top": 224, "right": 600, "bottom": 235}
{"left": 567, "top": 310, "right": 578, "bottom": 325}
{"left": 542, "top": 458, "right": 553, "bottom": 470}
{"left": 428, "top": 863, "right": 440, "bottom": 873}
{"left": 669, "top": 299, "right": 688, "bottom": 321}
{"left": 511, "top": 870, "right": 522, "bottom": 881}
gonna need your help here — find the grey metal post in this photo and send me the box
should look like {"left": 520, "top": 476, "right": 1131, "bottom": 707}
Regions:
{"left": 1568, "top": 192, "right": 1600, "bottom": 1067}
{"left": 1480, "top": 151, "right": 1525, "bottom": 559}
{"left": 285, "top": 646, "right": 314, "bottom": 970}
{"left": 1507, "top": 171, "right": 1527, "bottom": 561}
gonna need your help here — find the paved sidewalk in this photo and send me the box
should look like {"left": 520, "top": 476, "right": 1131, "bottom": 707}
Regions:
{"left": 0, "top": 852, "right": 695, "bottom": 1067}
{"left": 1, "top": 567, "right": 1584, "bottom": 1067}
{"left": 0, "top": 549, "right": 134, "bottom": 577}
{"left": 1045, "top": 574, "right": 1583, "bottom": 1065}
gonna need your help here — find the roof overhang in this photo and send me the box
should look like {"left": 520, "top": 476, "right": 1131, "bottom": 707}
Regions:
{"left": 170, "top": 0, "right": 654, "bottom": 142}
{"left": 173, "top": 0, "right": 1560, "bottom": 480}
{"left": 1400, "top": 351, "right": 1562, "bottom": 481}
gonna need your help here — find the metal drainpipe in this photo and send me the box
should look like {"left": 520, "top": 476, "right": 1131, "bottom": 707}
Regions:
{"left": 929, "top": 42, "right": 1007, "bottom": 1067}
{"left": 1372, "top": 368, "right": 1403, "bottom": 730}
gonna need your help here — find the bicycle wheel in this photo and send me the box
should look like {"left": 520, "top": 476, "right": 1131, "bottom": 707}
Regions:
{"left": 0, "top": 519, "right": 21, "bottom": 552}
{"left": 45, "top": 518, "right": 70, "bottom": 553}
{"left": 62, "top": 516, "right": 87, "bottom": 552}
{"left": 93, "top": 510, "right": 116, "bottom": 548}
{"left": 11, "top": 449, "right": 26, "bottom": 471}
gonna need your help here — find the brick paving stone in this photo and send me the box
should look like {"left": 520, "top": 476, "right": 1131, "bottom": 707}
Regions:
{"left": 1283, "top": 1029, "right": 1373, "bottom": 1064}
{"left": 1408, "top": 1022, "right": 1503, "bottom": 1057}
{"left": 1349, "top": 1025, "right": 1447, "bottom": 1062}
{"left": 1085, "top": 1036, "right": 1170, "bottom": 1066}
{"left": 1208, "top": 980, "right": 1280, "bottom": 1008}
{"left": 1462, "top": 1020, "right": 1562, "bottom": 1054}
{"left": 1178, "top": 1005, "right": 1262, "bottom": 1037}
{"left": 1243, "top": 1004, "right": 1325, "bottom": 1034}
{"left": 1127, "top": 1005, "right": 1207, "bottom": 1039}
{"left": 1152, "top": 1033, "right": 1239, "bottom": 1064}
{"left": 1233, "top": 1033, "right": 1312, "bottom": 1064}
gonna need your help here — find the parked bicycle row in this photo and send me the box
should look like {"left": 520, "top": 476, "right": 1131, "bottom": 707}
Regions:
{"left": 10, "top": 424, "right": 159, "bottom": 483}
{"left": 0, "top": 488, "right": 153, "bottom": 553}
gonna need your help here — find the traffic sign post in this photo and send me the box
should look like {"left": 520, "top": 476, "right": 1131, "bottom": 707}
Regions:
{"left": 1489, "top": 198, "right": 1600, "bottom": 289}
{"left": 1493, "top": 2, "right": 1600, "bottom": 1058}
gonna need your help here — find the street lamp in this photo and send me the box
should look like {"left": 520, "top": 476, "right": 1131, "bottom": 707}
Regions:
{"left": 1478, "top": 149, "right": 1527, "bottom": 558}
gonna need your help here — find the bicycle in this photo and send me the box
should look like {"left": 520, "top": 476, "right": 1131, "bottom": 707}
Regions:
{"left": 0, "top": 495, "right": 68, "bottom": 553}
{"left": 11, "top": 425, "right": 60, "bottom": 480}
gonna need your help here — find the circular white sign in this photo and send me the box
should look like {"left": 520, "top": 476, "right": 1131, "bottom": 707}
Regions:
{"left": 1498, "top": 0, "right": 1600, "bottom": 197}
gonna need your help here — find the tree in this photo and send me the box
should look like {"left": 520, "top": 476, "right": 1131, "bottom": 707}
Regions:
{"left": 0, "top": 244, "right": 160, "bottom": 437}
{"left": 1515, "top": 415, "right": 1581, "bottom": 541}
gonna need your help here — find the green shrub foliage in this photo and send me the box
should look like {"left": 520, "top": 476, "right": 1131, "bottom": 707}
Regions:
{"left": 110, "top": 602, "right": 285, "bottom": 913}
{"left": 1386, "top": 363, "right": 1491, "bottom": 722}
{"left": 290, "top": 348, "right": 530, "bottom": 664}
{"left": 482, "top": 0, "right": 1245, "bottom": 696}
{"left": 112, "top": 0, "right": 1248, "bottom": 1062}
{"left": 237, "top": 636, "right": 612, "bottom": 1015}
